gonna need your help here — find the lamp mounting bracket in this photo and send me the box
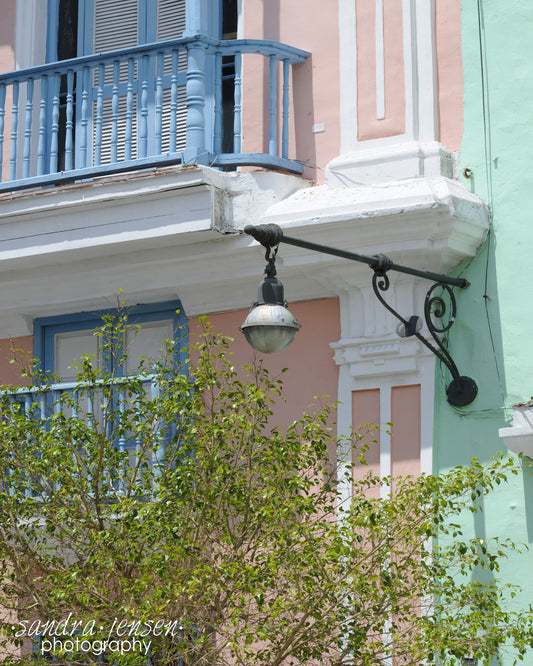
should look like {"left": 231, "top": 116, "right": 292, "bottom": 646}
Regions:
{"left": 244, "top": 224, "right": 477, "bottom": 407}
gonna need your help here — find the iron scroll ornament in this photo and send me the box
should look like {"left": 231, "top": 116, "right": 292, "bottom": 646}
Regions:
{"left": 371, "top": 268, "right": 478, "bottom": 407}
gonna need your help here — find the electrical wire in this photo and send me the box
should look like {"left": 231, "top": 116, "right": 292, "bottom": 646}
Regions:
{"left": 475, "top": 0, "right": 505, "bottom": 404}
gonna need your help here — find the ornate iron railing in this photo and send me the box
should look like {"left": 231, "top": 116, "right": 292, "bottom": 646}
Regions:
{"left": 0, "top": 35, "right": 309, "bottom": 193}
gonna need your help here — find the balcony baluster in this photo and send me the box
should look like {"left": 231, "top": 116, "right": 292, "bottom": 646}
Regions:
{"left": 0, "top": 36, "right": 310, "bottom": 192}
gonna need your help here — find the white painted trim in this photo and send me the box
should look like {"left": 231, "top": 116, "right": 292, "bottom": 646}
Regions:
{"left": 419, "top": 355, "right": 436, "bottom": 476}
{"left": 499, "top": 405, "right": 533, "bottom": 459}
{"left": 0, "top": 167, "right": 489, "bottom": 350}
{"left": 336, "top": 364, "right": 355, "bottom": 514}
{"left": 402, "top": 0, "right": 416, "bottom": 141}
{"left": 236, "top": 0, "right": 244, "bottom": 39}
{"left": 332, "top": 278, "right": 439, "bottom": 492}
{"left": 414, "top": 0, "right": 438, "bottom": 142}
{"left": 380, "top": 384, "right": 392, "bottom": 496}
{"left": 325, "top": 140, "right": 454, "bottom": 185}
{"left": 335, "top": 0, "right": 441, "bottom": 180}
{"left": 338, "top": 0, "right": 358, "bottom": 152}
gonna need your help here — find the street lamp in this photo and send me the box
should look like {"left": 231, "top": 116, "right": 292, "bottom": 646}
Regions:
{"left": 240, "top": 242, "right": 300, "bottom": 353}
{"left": 241, "top": 223, "right": 478, "bottom": 408}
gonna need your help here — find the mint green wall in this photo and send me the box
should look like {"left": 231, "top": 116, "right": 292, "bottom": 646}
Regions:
{"left": 434, "top": 2, "right": 533, "bottom": 662}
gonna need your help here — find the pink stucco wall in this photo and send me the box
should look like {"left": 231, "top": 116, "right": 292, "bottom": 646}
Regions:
{"left": 240, "top": 0, "right": 464, "bottom": 174}
{"left": 191, "top": 298, "right": 340, "bottom": 433}
{"left": 356, "top": 0, "right": 406, "bottom": 141}
{"left": 352, "top": 388, "right": 381, "bottom": 498}
{"left": 0, "top": 0, "right": 15, "bottom": 182}
{"left": 391, "top": 384, "right": 421, "bottom": 478}
{"left": 0, "top": 336, "right": 33, "bottom": 386}
{"left": 241, "top": 0, "right": 340, "bottom": 183}
{"left": 435, "top": 0, "right": 464, "bottom": 152}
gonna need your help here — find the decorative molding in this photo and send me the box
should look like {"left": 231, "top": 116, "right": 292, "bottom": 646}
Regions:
{"left": 337, "top": 0, "right": 443, "bottom": 181}
{"left": 331, "top": 334, "right": 431, "bottom": 379}
{"left": 333, "top": 283, "right": 437, "bottom": 481}
{"left": 325, "top": 141, "right": 455, "bottom": 186}
{"left": 259, "top": 175, "right": 490, "bottom": 279}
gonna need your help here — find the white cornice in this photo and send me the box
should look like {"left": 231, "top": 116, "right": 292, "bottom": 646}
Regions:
{"left": 256, "top": 175, "right": 490, "bottom": 278}
{"left": 331, "top": 334, "right": 433, "bottom": 379}
{"left": 0, "top": 166, "right": 489, "bottom": 340}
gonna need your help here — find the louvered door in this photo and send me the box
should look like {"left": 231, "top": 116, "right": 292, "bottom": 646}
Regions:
{"left": 87, "top": 0, "right": 186, "bottom": 166}
{"left": 156, "top": 0, "right": 187, "bottom": 153}
{"left": 92, "top": 0, "right": 139, "bottom": 164}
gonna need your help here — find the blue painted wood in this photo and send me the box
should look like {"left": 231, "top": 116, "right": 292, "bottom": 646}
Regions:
{"left": 111, "top": 60, "right": 120, "bottom": 164}
{"left": 169, "top": 50, "right": 179, "bottom": 152}
{"left": 125, "top": 58, "right": 135, "bottom": 161}
{"left": 1, "top": 37, "right": 309, "bottom": 87}
{"left": 77, "top": 0, "right": 94, "bottom": 58}
{"left": 23, "top": 78, "right": 34, "bottom": 179}
{"left": 9, "top": 81, "right": 19, "bottom": 181}
{"left": 50, "top": 73, "right": 60, "bottom": 173}
{"left": 0, "top": 36, "right": 310, "bottom": 190}
{"left": 282, "top": 59, "right": 290, "bottom": 160}
{"left": 95, "top": 64, "right": 105, "bottom": 167}
{"left": 233, "top": 51, "right": 242, "bottom": 153}
{"left": 139, "top": 0, "right": 149, "bottom": 44}
{"left": 80, "top": 66, "right": 90, "bottom": 169}
{"left": 185, "top": 43, "right": 207, "bottom": 159}
{"left": 155, "top": 51, "right": 164, "bottom": 155}
{"left": 0, "top": 83, "right": 5, "bottom": 182}
{"left": 33, "top": 300, "right": 187, "bottom": 376}
{"left": 213, "top": 152, "right": 304, "bottom": 174}
{"left": 150, "top": 376, "right": 163, "bottom": 477}
{"left": 46, "top": 0, "right": 60, "bottom": 62}
{"left": 213, "top": 50, "right": 222, "bottom": 154}
{"left": 269, "top": 56, "right": 277, "bottom": 157}
{"left": 140, "top": 54, "right": 149, "bottom": 159}
{"left": 37, "top": 76, "right": 47, "bottom": 176}
{"left": 65, "top": 71, "right": 74, "bottom": 171}
{"left": 184, "top": 0, "right": 202, "bottom": 37}
{"left": 0, "top": 153, "right": 186, "bottom": 194}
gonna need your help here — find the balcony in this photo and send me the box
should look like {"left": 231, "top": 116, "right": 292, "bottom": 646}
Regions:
{"left": 3, "top": 373, "right": 174, "bottom": 497}
{"left": 0, "top": 35, "right": 309, "bottom": 194}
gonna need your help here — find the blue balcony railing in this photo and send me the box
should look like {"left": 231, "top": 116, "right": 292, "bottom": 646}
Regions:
{"left": 3, "top": 373, "right": 171, "bottom": 497}
{"left": 0, "top": 35, "right": 310, "bottom": 193}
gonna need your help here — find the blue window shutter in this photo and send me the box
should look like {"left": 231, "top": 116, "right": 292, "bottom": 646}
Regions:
{"left": 34, "top": 301, "right": 187, "bottom": 378}
{"left": 157, "top": 0, "right": 186, "bottom": 41}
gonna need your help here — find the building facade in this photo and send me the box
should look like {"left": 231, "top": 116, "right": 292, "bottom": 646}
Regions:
{"left": 3, "top": 0, "right": 529, "bottom": 662}
{"left": 435, "top": 3, "right": 533, "bottom": 664}
{"left": 0, "top": 0, "right": 489, "bottom": 472}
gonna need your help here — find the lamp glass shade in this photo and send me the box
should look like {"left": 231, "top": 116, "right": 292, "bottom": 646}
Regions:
{"left": 240, "top": 303, "right": 300, "bottom": 353}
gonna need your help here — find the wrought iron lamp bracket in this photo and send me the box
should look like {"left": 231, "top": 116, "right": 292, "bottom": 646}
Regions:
{"left": 371, "top": 268, "right": 478, "bottom": 407}
{"left": 244, "top": 224, "right": 478, "bottom": 407}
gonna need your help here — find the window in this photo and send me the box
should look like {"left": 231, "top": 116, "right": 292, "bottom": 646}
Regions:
{"left": 34, "top": 301, "right": 187, "bottom": 380}
{"left": 29, "top": 301, "right": 187, "bottom": 485}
